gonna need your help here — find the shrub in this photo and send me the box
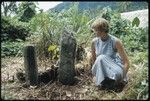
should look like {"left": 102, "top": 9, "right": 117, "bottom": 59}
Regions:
{"left": 1, "top": 16, "right": 31, "bottom": 42}
{"left": 101, "top": 7, "right": 148, "bottom": 54}
{"left": 1, "top": 41, "right": 24, "bottom": 57}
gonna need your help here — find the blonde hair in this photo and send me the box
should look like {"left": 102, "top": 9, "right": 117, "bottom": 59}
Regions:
{"left": 91, "top": 18, "right": 109, "bottom": 33}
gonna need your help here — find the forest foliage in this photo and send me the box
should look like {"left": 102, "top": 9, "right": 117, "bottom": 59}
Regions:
{"left": 1, "top": 2, "right": 148, "bottom": 57}
{"left": 1, "top": 2, "right": 148, "bottom": 100}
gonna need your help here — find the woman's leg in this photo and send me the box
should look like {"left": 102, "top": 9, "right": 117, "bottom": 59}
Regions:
{"left": 91, "top": 54, "right": 124, "bottom": 86}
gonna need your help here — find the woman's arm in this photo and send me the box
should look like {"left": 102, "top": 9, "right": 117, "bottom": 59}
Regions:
{"left": 91, "top": 41, "right": 96, "bottom": 66}
{"left": 115, "top": 39, "right": 130, "bottom": 74}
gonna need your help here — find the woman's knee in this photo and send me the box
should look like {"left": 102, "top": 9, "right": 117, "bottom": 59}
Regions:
{"left": 97, "top": 54, "right": 107, "bottom": 61}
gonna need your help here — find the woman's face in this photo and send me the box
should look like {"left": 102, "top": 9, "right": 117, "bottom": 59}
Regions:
{"left": 93, "top": 29, "right": 108, "bottom": 40}
{"left": 93, "top": 30, "right": 102, "bottom": 37}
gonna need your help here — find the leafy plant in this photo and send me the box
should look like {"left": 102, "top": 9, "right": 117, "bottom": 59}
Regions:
{"left": 17, "top": 2, "right": 37, "bottom": 22}
{"left": 1, "top": 41, "right": 24, "bottom": 57}
{"left": 48, "top": 44, "right": 59, "bottom": 60}
{"left": 123, "top": 52, "right": 148, "bottom": 100}
{"left": 132, "top": 17, "right": 140, "bottom": 27}
{"left": 1, "top": 16, "right": 31, "bottom": 42}
{"left": 102, "top": 8, "right": 148, "bottom": 54}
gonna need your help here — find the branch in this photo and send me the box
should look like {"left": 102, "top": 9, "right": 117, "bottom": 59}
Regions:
{"left": 137, "top": 86, "right": 147, "bottom": 100}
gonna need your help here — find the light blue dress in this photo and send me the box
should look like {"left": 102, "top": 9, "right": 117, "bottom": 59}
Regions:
{"left": 91, "top": 34, "right": 128, "bottom": 86}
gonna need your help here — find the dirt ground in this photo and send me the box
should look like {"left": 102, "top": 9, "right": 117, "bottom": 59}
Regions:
{"left": 1, "top": 57, "right": 130, "bottom": 100}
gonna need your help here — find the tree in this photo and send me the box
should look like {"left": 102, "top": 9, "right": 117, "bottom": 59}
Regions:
{"left": 1, "top": 1, "right": 17, "bottom": 16}
{"left": 17, "top": 2, "right": 37, "bottom": 22}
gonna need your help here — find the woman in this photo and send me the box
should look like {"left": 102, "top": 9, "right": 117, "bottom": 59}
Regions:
{"left": 91, "top": 18, "right": 129, "bottom": 89}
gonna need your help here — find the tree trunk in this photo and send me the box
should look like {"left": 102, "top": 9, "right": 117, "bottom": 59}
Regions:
{"left": 24, "top": 45, "right": 38, "bottom": 86}
{"left": 2, "top": 2, "right": 8, "bottom": 16}
{"left": 58, "top": 30, "right": 76, "bottom": 85}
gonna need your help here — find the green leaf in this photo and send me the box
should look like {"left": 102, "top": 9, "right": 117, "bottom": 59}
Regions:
{"left": 48, "top": 44, "right": 57, "bottom": 51}
{"left": 132, "top": 17, "right": 140, "bottom": 27}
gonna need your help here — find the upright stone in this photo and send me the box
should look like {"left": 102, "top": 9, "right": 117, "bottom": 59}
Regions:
{"left": 58, "top": 30, "right": 76, "bottom": 85}
{"left": 24, "top": 45, "right": 38, "bottom": 86}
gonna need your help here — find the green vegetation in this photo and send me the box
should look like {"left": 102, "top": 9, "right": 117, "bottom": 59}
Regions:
{"left": 1, "top": 41, "right": 24, "bottom": 57}
{"left": 1, "top": 16, "right": 31, "bottom": 41}
{"left": 1, "top": 2, "right": 148, "bottom": 100}
{"left": 17, "top": 2, "right": 37, "bottom": 22}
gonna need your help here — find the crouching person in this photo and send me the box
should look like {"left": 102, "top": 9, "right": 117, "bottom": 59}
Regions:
{"left": 90, "top": 18, "right": 129, "bottom": 90}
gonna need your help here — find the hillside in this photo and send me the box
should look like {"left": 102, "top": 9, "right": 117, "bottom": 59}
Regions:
{"left": 50, "top": 2, "right": 148, "bottom": 12}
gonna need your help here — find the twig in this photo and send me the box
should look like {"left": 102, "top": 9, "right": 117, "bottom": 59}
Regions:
{"left": 3, "top": 78, "right": 6, "bottom": 100}
{"left": 131, "top": 88, "right": 138, "bottom": 94}
{"left": 59, "top": 85, "right": 64, "bottom": 100}
{"left": 137, "top": 86, "right": 147, "bottom": 100}
{"left": 48, "top": 84, "right": 57, "bottom": 99}
{"left": 41, "top": 80, "right": 54, "bottom": 89}
{"left": 59, "top": 88, "right": 61, "bottom": 100}
{"left": 109, "top": 90, "right": 121, "bottom": 99}
{"left": 89, "top": 86, "right": 97, "bottom": 96}
{"left": 78, "top": 77, "right": 88, "bottom": 85}
{"left": 7, "top": 72, "right": 9, "bottom": 81}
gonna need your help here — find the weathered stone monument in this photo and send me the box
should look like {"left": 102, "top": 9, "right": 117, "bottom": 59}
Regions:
{"left": 24, "top": 45, "right": 38, "bottom": 86}
{"left": 58, "top": 30, "right": 76, "bottom": 85}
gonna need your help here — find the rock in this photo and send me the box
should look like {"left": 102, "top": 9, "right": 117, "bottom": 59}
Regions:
{"left": 58, "top": 29, "right": 76, "bottom": 85}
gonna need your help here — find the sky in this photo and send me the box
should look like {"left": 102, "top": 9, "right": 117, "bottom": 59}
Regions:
{"left": 1, "top": 1, "right": 63, "bottom": 12}
{"left": 37, "top": 1, "right": 63, "bottom": 12}
{"left": 1, "top": 1, "right": 63, "bottom": 16}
